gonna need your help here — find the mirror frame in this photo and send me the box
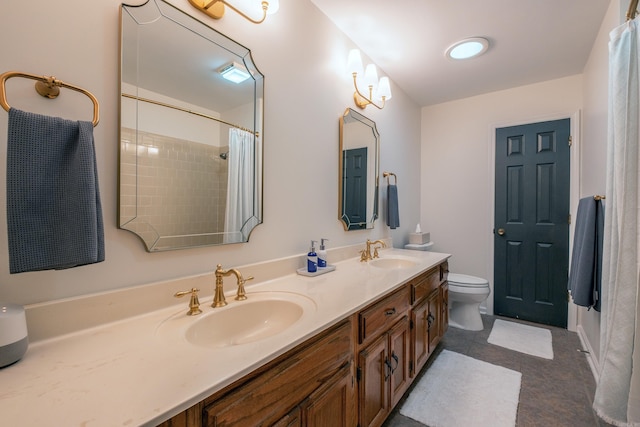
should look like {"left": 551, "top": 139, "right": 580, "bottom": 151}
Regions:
{"left": 118, "top": 0, "right": 264, "bottom": 251}
{"left": 338, "top": 108, "right": 380, "bottom": 231}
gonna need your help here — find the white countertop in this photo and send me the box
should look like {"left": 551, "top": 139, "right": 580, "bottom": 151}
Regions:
{"left": 0, "top": 248, "right": 449, "bottom": 426}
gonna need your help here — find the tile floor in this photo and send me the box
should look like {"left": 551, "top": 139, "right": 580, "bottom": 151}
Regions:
{"left": 383, "top": 315, "right": 613, "bottom": 427}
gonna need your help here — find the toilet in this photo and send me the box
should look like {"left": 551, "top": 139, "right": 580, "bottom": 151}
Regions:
{"left": 447, "top": 273, "right": 491, "bottom": 331}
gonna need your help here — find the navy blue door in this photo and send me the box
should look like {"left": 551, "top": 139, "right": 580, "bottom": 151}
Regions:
{"left": 343, "top": 147, "right": 368, "bottom": 230}
{"left": 494, "top": 119, "right": 570, "bottom": 328}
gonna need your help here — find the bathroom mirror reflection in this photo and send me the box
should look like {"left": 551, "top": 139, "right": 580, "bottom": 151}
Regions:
{"left": 119, "top": 0, "right": 264, "bottom": 251}
{"left": 339, "top": 108, "right": 379, "bottom": 230}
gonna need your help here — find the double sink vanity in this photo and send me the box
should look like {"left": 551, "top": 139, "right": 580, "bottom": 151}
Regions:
{"left": 0, "top": 245, "right": 449, "bottom": 426}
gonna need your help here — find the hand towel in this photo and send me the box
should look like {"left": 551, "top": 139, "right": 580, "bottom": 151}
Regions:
{"left": 386, "top": 184, "right": 400, "bottom": 229}
{"left": 567, "top": 197, "right": 604, "bottom": 310}
{"left": 6, "top": 108, "right": 105, "bottom": 273}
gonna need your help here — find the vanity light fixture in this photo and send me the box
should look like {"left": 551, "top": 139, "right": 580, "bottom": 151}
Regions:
{"left": 347, "top": 49, "right": 392, "bottom": 110}
{"left": 188, "top": 0, "right": 279, "bottom": 24}
{"left": 446, "top": 37, "right": 489, "bottom": 60}
{"left": 219, "top": 62, "right": 251, "bottom": 83}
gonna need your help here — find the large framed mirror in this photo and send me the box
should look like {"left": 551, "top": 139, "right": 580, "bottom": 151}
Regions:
{"left": 339, "top": 108, "right": 379, "bottom": 230}
{"left": 119, "top": 0, "right": 264, "bottom": 251}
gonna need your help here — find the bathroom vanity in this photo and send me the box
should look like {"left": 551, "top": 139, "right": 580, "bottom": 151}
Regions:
{"left": 158, "top": 253, "right": 449, "bottom": 427}
{"left": 0, "top": 247, "right": 449, "bottom": 426}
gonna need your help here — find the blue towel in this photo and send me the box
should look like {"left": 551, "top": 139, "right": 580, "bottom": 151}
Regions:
{"left": 6, "top": 108, "right": 104, "bottom": 273}
{"left": 386, "top": 184, "right": 400, "bottom": 229}
{"left": 567, "top": 197, "right": 604, "bottom": 311}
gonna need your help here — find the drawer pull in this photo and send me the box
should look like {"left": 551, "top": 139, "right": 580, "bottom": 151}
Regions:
{"left": 385, "top": 308, "right": 396, "bottom": 316}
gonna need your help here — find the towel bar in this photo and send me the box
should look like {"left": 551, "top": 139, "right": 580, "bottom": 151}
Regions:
{"left": 0, "top": 71, "right": 99, "bottom": 126}
{"left": 594, "top": 195, "right": 606, "bottom": 201}
{"left": 383, "top": 171, "right": 397, "bottom": 185}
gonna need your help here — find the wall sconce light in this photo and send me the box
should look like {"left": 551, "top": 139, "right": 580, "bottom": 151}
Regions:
{"left": 347, "top": 49, "right": 392, "bottom": 110}
{"left": 188, "top": 0, "right": 279, "bottom": 24}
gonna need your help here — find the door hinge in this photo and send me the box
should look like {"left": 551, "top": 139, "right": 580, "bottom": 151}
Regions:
{"left": 356, "top": 366, "right": 361, "bottom": 382}
{"left": 410, "top": 319, "right": 414, "bottom": 329}
{"left": 568, "top": 214, "right": 571, "bottom": 225}
{"left": 568, "top": 135, "right": 573, "bottom": 147}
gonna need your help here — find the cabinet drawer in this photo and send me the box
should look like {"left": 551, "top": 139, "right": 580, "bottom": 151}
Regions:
{"left": 359, "top": 287, "right": 409, "bottom": 345}
{"left": 440, "top": 261, "right": 449, "bottom": 282}
{"left": 411, "top": 267, "right": 440, "bottom": 305}
{"left": 203, "top": 318, "right": 353, "bottom": 426}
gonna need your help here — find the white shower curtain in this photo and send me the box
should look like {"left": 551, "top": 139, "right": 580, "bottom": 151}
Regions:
{"left": 224, "top": 128, "right": 257, "bottom": 243}
{"left": 593, "top": 16, "right": 640, "bottom": 427}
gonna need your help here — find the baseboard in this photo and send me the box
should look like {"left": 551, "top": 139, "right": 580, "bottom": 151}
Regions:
{"left": 577, "top": 325, "right": 600, "bottom": 382}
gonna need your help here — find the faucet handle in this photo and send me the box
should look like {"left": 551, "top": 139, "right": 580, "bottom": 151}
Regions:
{"left": 174, "top": 288, "right": 202, "bottom": 316}
{"left": 373, "top": 246, "right": 382, "bottom": 258}
{"left": 360, "top": 250, "right": 368, "bottom": 262}
{"left": 235, "top": 275, "right": 254, "bottom": 301}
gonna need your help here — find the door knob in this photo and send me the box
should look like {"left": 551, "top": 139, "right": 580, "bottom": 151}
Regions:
{"left": 497, "top": 228, "right": 505, "bottom": 236}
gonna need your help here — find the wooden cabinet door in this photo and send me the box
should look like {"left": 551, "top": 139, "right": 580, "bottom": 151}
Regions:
{"left": 358, "top": 333, "right": 389, "bottom": 427}
{"left": 304, "top": 363, "right": 355, "bottom": 427}
{"left": 427, "top": 288, "right": 441, "bottom": 354}
{"left": 440, "top": 282, "right": 449, "bottom": 336}
{"left": 411, "top": 297, "right": 429, "bottom": 377}
{"left": 388, "top": 317, "right": 410, "bottom": 408}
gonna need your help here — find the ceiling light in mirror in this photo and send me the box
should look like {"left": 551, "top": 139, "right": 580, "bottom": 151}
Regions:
{"left": 446, "top": 37, "right": 489, "bottom": 60}
{"left": 219, "top": 62, "right": 251, "bottom": 83}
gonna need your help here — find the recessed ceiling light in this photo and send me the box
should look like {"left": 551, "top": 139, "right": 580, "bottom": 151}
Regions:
{"left": 446, "top": 37, "right": 489, "bottom": 60}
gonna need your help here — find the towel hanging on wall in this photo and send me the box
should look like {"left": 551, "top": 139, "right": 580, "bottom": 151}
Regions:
{"left": 384, "top": 172, "right": 400, "bottom": 229}
{"left": 6, "top": 108, "right": 104, "bottom": 273}
{"left": 567, "top": 196, "right": 604, "bottom": 311}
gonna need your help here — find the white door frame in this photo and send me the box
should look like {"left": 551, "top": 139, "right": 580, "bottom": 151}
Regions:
{"left": 487, "top": 110, "right": 581, "bottom": 332}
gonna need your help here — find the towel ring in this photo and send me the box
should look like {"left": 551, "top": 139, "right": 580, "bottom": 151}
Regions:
{"left": 0, "top": 71, "right": 99, "bottom": 127}
{"left": 383, "top": 171, "right": 397, "bottom": 185}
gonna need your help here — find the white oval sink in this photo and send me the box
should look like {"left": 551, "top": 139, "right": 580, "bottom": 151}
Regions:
{"left": 157, "top": 292, "right": 316, "bottom": 349}
{"left": 369, "top": 256, "right": 419, "bottom": 269}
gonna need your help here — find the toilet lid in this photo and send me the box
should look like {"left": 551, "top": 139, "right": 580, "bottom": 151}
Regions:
{"left": 447, "top": 273, "right": 488, "bottom": 287}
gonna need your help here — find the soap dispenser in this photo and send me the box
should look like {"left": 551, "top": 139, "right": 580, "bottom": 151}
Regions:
{"left": 318, "top": 238, "right": 329, "bottom": 268}
{"left": 307, "top": 240, "right": 318, "bottom": 273}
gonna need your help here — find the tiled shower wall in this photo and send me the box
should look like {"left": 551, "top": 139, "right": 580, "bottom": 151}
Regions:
{"left": 120, "top": 127, "right": 228, "bottom": 249}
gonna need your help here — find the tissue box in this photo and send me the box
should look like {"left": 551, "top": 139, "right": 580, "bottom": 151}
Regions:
{"left": 409, "top": 232, "right": 430, "bottom": 245}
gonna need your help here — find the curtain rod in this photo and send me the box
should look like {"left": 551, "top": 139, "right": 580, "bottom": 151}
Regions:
{"left": 121, "top": 93, "right": 258, "bottom": 137}
{"left": 627, "top": 0, "right": 638, "bottom": 20}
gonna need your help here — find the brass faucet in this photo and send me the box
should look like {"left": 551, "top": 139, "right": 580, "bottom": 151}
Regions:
{"left": 360, "top": 239, "right": 387, "bottom": 262}
{"left": 213, "top": 264, "right": 254, "bottom": 307}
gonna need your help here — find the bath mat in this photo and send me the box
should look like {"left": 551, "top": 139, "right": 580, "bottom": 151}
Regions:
{"left": 488, "top": 319, "right": 553, "bottom": 359}
{"left": 400, "top": 350, "right": 521, "bottom": 427}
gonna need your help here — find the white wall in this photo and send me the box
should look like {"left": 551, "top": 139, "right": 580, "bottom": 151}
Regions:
{"left": 0, "top": 0, "right": 422, "bottom": 305}
{"left": 578, "top": 0, "right": 622, "bottom": 369}
{"left": 421, "top": 75, "right": 583, "bottom": 316}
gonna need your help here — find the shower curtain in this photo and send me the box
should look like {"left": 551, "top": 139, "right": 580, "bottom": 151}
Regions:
{"left": 224, "top": 128, "right": 256, "bottom": 243}
{"left": 593, "top": 16, "right": 640, "bottom": 426}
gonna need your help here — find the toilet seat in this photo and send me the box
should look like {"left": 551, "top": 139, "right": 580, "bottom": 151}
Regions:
{"left": 447, "top": 273, "right": 489, "bottom": 288}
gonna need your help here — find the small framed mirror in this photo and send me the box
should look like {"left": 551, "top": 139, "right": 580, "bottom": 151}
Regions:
{"left": 119, "top": 0, "right": 264, "bottom": 251}
{"left": 339, "top": 108, "right": 379, "bottom": 230}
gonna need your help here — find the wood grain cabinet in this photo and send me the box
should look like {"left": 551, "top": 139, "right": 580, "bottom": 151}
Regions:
{"left": 410, "top": 262, "right": 448, "bottom": 377}
{"left": 356, "top": 287, "right": 411, "bottom": 427}
{"left": 157, "top": 260, "right": 449, "bottom": 427}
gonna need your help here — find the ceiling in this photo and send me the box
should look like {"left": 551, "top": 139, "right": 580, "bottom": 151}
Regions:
{"left": 309, "top": 0, "right": 612, "bottom": 107}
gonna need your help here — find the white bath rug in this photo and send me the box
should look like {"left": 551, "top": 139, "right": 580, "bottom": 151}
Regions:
{"left": 399, "top": 350, "right": 521, "bottom": 427}
{"left": 488, "top": 319, "right": 554, "bottom": 360}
